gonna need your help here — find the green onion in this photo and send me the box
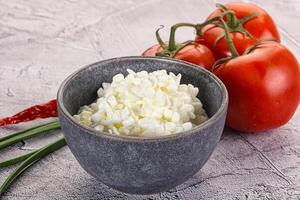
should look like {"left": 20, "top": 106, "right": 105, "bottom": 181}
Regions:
{"left": 0, "top": 150, "right": 38, "bottom": 168}
{"left": 0, "top": 120, "right": 66, "bottom": 197}
{"left": 0, "top": 121, "right": 60, "bottom": 150}
{"left": 0, "top": 121, "right": 59, "bottom": 143}
{"left": 0, "top": 137, "right": 66, "bottom": 197}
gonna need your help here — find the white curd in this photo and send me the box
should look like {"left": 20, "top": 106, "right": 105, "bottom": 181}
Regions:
{"left": 74, "top": 69, "right": 208, "bottom": 137}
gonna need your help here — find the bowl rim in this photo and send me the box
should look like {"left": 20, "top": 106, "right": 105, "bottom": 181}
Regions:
{"left": 57, "top": 56, "right": 228, "bottom": 142}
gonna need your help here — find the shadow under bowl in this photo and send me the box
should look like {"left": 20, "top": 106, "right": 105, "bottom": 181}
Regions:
{"left": 57, "top": 56, "right": 228, "bottom": 194}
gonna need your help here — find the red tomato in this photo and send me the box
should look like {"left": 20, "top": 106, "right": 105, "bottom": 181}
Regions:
{"left": 214, "top": 41, "right": 300, "bottom": 132}
{"left": 142, "top": 43, "right": 216, "bottom": 70}
{"left": 196, "top": 2, "right": 280, "bottom": 59}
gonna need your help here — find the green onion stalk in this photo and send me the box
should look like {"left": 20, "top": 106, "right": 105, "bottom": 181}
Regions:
{"left": 0, "top": 121, "right": 66, "bottom": 197}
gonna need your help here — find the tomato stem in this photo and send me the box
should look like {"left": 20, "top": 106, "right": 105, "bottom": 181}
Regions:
{"left": 243, "top": 39, "right": 276, "bottom": 55}
{"left": 216, "top": 3, "right": 238, "bottom": 28}
{"left": 155, "top": 25, "right": 167, "bottom": 48}
{"left": 212, "top": 56, "right": 232, "bottom": 71}
{"left": 195, "top": 13, "right": 239, "bottom": 58}
{"left": 219, "top": 18, "right": 239, "bottom": 57}
{"left": 195, "top": 11, "right": 234, "bottom": 36}
{"left": 216, "top": 4, "right": 259, "bottom": 30}
{"left": 195, "top": 4, "right": 259, "bottom": 50}
{"left": 168, "top": 23, "right": 196, "bottom": 51}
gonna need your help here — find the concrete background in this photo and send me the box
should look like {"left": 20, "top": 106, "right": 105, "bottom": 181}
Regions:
{"left": 0, "top": 0, "right": 299, "bottom": 199}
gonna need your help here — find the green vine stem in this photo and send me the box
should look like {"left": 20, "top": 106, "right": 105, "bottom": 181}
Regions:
{"left": 195, "top": 10, "right": 235, "bottom": 36}
{"left": 155, "top": 23, "right": 197, "bottom": 57}
{"left": 243, "top": 39, "right": 276, "bottom": 55}
{"left": 155, "top": 25, "right": 167, "bottom": 48}
{"left": 219, "top": 18, "right": 239, "bottom": 57}
{"left": 168, "top": 23, "right": 196, "bottom": 51}
{"left": 216, "top": 3, "right": 258, "bottom": 31}
{"left": 195, "top": 4, "right": 258, "bottom": 47}
{"left": 154, "top": 9, "right": 239, "bottom": 56}
{"left": 198, "top": 15, "right": 240, "bottom": 58}
{"left": 216, "top": 3, "right": 238, "bottom": 28}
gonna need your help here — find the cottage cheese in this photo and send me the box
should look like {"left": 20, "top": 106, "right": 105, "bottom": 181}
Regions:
{"left": 74, "top": 69, "right": 208, "bottom": 137}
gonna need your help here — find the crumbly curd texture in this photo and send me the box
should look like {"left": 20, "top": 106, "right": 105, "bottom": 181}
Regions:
{"left": 74, "top": 69, "right": 208, "bottom": 137}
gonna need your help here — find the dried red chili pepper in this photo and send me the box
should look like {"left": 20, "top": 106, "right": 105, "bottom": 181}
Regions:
{"left": 0, "top": 99, "right": 58, "bottom": 126}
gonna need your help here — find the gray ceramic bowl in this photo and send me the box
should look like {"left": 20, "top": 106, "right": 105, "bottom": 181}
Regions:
{"left": 57, "top": 56, "right": 228, "bottom": 194}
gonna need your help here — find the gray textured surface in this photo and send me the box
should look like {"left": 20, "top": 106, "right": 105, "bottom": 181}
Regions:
{"left": 57, "top": 57, "right": 227, "bottom": 194}
{"left": 0, "top": 0, "right": 299, "bottom": 199}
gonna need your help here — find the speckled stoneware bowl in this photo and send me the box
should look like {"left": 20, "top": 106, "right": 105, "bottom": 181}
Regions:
{"left": 57, "top": 56, "right": 228, "bottom": 194}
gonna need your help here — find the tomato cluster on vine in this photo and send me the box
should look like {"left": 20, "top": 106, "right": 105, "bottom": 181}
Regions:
{"left": 143, "top": 2, "right": 300, "bottom": 132}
